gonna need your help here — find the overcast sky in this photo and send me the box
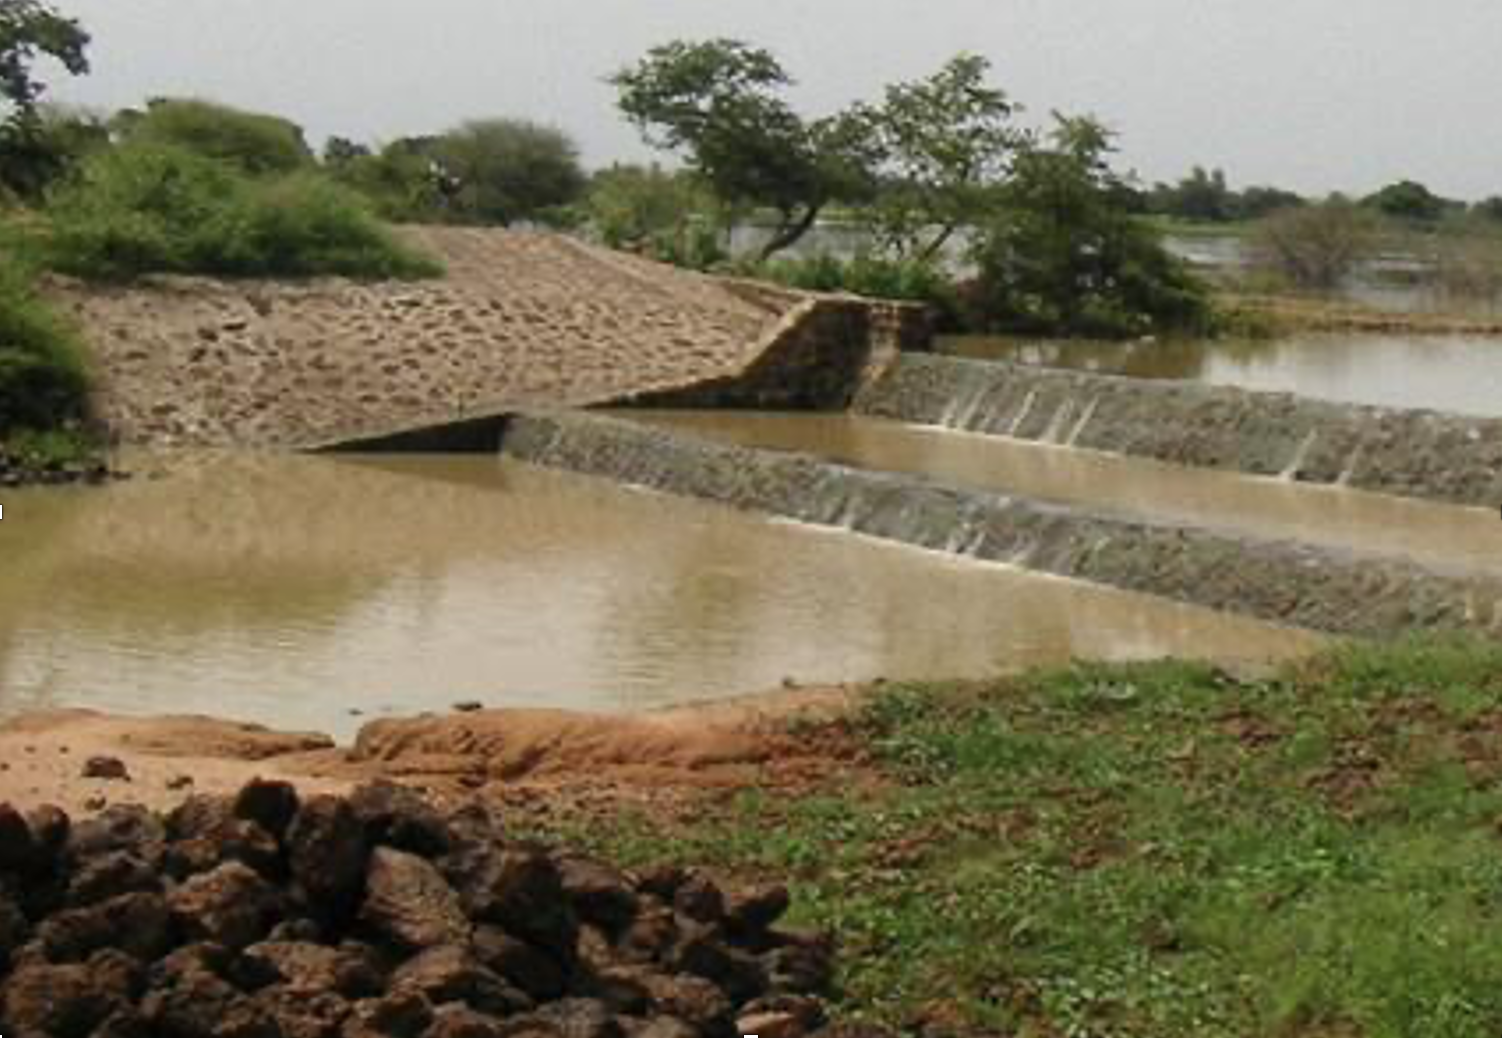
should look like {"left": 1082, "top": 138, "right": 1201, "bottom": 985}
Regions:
{"left": 45, "top": 1, "right": 1502, "bottom": 200}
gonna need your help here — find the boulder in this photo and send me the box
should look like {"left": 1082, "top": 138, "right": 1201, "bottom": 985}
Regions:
{"left": 362, "top": 848, "right": 470, "bottom": 951}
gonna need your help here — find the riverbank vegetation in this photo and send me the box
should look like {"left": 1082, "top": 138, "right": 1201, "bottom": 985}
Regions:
{"left": 543, "top": 637, "right": 1502, "bottom": 1037}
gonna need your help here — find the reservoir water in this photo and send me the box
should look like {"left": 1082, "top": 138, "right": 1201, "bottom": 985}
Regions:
{"left": 0, "top": 451, "right": 1319, "bottom": 739}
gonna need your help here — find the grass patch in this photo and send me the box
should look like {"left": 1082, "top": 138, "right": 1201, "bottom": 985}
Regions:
{"left": 540, "top": 638, "right": 1502, "bottom": 1037}
{"left": 41, "top": 142, "right": 441, "bottom": 282}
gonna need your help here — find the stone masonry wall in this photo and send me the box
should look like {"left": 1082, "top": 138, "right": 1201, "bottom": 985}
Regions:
{"left": 501, "top": 411, "right": 1502, "bottom": 642}
{"left": 857, "top": 354, "right": 1502, "bottom": 508}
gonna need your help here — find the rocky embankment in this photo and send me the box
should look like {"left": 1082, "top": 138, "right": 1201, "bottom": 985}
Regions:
{"left": 503, "top": 412, "right": 1502, "bottom": 640}
{"left": 858, "top": 353, "right": 1502, "bottom": 508}
{"left": 0, "top": 780, "right": 850, "bottom": 1038}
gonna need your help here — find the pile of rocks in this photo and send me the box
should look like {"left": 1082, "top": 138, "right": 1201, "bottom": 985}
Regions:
{"left": 0, "top": 781, "right": 840, "bottom": 1038}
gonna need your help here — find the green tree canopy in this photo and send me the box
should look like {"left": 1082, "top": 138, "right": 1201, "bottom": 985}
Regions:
{"left": 612, "top": 39, "right": 877, "bottom": 259}
{"left": 117, "top": 98, "right": 314, "bottom": 176}
{"left": 0, "top": 1, "right": 90, "bottom": 198}
{"left": 863, "top": 53, "right": 1022, "bottom": 261}
{"left": 1363, "top": 179, "right": 1451, "bottom": 222}
{"left": 969, "top": 116, "right": 1210, "bottom": 338}
{"left": 432, "top": 118, "right": 586, "bottom": 226}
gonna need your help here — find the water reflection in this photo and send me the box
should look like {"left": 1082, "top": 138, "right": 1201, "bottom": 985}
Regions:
{"left": 0, "top": 452, "right": 1317, "bottom": 739}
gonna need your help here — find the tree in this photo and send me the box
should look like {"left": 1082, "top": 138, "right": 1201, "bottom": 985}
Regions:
{"left": 967, "top": 115, "right": 1210, "bottom": 338}
{"left": 0, "top": 0, "right": 89, "bottom": 197}
{"left": 863, "top": 53, "right": 1022, "bottom": 261}
{"left": 1236, "top": 185, "right": 1304, "bottom": 221}
{"left": 1475, "top": 196, "right": 1502, "bottom": 223}
{"left": 1363, "top": 179, "right": 1448, "bottom": 222}
{"left": 582, "top": 163, "right": 723, "bottom": 267}
{"left": 612, "top": 39, "right": 877, "bottom": 259}
{"left": 1250, "top": 198, "right": 1378, "bottom": 288}
{"left": 0, "top": 0, "right": 87, "bottom": 120}
{"left": 432, "top": 118, "right": 586, "bottom": 226}
{"left": 118, "top": 98, "right": 313, "bottom": 176}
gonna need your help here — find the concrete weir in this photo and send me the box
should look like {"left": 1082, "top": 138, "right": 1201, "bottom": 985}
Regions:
{"left": 501, "top": 411, "right": 1502, "bottom": 643}
{"left": 857, "top": 353, "right": 1502, "bottom": 508}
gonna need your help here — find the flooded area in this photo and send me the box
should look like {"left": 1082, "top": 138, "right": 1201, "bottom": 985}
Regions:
{"left": 0, "top": 453, "right": 1318, "bottom": 739}
{"left": 629, "top": 411, "right": 1502, "bottom": 578}
{"left": 940, "top": 332, "right": 1502, "bottom": 417}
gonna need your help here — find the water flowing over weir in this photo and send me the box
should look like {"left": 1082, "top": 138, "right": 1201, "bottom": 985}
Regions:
{"left": 856, "top": 354, "right": 1502, "bottom": 508}
{"left": 501, "top": 412, "right": 1502, "bottom": 642}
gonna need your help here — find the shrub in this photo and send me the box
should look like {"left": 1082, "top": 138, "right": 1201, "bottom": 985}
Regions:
{"left": 432, "top": 118, "right": 587, "bottom": 225}
{"left": 748, "top": 252, "right": 962, "bottom": 327}
{"left": 0, "top": 255, "right": 89, "bottom": 435}
{"left": 43, "top": 143, "right": 440, "bottom": 281}
{"left": 1249, "top": 200, "right": 1379, "bottom": 290}
{"left": 118, "top": 98, "right": 313, "bottom": 176}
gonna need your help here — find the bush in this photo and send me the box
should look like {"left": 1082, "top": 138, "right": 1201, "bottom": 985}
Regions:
{"left": 118, "top": 98, "right": 313, "bottom": 176}
{"left": 432, "top": 118, "right": 587, "bottom": 225}
{"left": 749, "top": 252, "right": 962, "bottom": 327}
{"left": 43, "top": 143, "right": 440, "bottom": 281}
{"left": 1249, "top": 200, "right": 1379, "bottom": 290}
{"left": 0, "top": 255, "right": 89, "bottom": 435}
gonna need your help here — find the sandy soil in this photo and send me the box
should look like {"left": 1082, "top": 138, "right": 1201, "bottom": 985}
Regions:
{"left": 0, "top": 685, "right": 867, "bottom": 818}
{"left": 54, "top": 227, "right": 790, "bottom": 449}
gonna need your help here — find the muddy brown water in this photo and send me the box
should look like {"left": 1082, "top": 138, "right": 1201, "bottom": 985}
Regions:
{"left": 941, "top": 333, "right": 1502, "bottom": 417}
{"left": 0, "top": 452, "right": 1318, "bottom": 740}
{"left": 627, "top": 410, "right": 1502, "bottom": 579}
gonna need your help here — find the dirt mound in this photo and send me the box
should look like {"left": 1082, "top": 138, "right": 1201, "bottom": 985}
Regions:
{"left": 0, "top": 779, "right": 852, "bottom": 1038}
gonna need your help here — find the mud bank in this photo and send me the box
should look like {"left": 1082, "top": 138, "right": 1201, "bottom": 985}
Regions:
{"left": 502, "top": 412, "right": 1502, "bottom": 641}
{"left": 857, "top": 353, "right": 1502, "bottom": 508}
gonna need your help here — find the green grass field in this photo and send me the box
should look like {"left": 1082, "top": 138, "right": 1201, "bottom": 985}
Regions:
{"left": 547, "top": 639, "right": 1502, "bottom": 1037}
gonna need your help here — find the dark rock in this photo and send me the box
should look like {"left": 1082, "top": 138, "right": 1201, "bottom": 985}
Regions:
{"left": 170, "top": 861, "right": 286, "bottom": 950}
{"left": 472, "top": 926, "right": 568, "bottom": 1002}
{"left": 524, "top": 998, "right": 624, "bottom": 1038}
{"left": 671, "top": 931, "right": 765, "bottom": 1003}
{"left": 240, "top": 940, "right": 386, "bottom": 999}
{"left": 2, "top": 961, "right": 125, "bottom": 1038}
{"left": 425, "top": 1002, "right": 508, "bottom": 1038}
{"left": 391, "top": 944, "right": 530, "bottom": 1016}
{"left": 141, "top": 960, "right": 282, "bottom": 1038}
{"left": 88, "top": 946, "right": 148, "bottom": 1003}
{"left": 635, "top": 974, "right": 732, "bottom": 1035}
{"left": 0, "top": 802, "right": 37, "bottom": 873}
{"left": 725, "top": 886, "right": 790, "bottom": 936}
{"left": 287, "top": 795, "right": 369, "bottom": 920}
{"left": 66, "top": 805, "right": 167, "bottom": 868}
{"left": 634, "top": 867, "right": 686, "bottom": 903}
{"left": 734, "top": 1010, "right": 807, "bottom": 1038}
{"left": 760, "top": 936, "right": 834, "bottom": 996}
{"left": 25, "top": 803, "right": 72, "bottom": 863}
{"left": 362, "top": 848, "right": 470, "bottom": 952}
{"left": 82, "top": 756, "right": 131, "bottom": 781}
{"left": 616, "top": 908, "right": 677, "bottom": 966}
{"left": 628, "top": 1018, "right": 700, "bottom": 1038}
{"left": 557, "top": 857, "right": 639, "bottom": 936}
{"left": 258, "top": 986, "right": 351, "bottom": 1038}
{"left": 0, "top": 889, "right": 29, "bottom": 963}
{"left": 343, "top": 990, "right": 433, "bottom": 1038}
{"left": 737, "top": 995, "right": 825, "bottom": 1035}
{"left": 447, "top": 847, "right": 576, "bottom": 964}
{"left": 670, "top": 876, "right": 724, "bottom": 926}
{"left": 66, "top": 850, "right": 162, "bottom": 907}
{"left": 235, "top": 779, "right": 301, "bottom": 842}
{"left": 167, "top": 795, "right": 282, "bottom": 879}
{"left": 37, "top": 891, "right": 174, "bottom": 963}
{"left": 350, "top": 782, "right": 454, "bottom": 858}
